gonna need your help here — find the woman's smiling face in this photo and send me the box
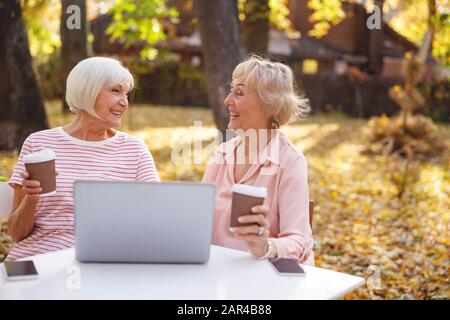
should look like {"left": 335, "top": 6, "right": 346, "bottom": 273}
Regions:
{"left": 93, "top": 83, "right": 130, "bottom": 128}
{"left": 224, "top": 79, "right": 270, "bottom": 131}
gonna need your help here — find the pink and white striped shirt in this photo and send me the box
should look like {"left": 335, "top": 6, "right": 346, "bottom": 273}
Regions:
{"left": 7, "top": 127, "right": 160, "bottom": 260}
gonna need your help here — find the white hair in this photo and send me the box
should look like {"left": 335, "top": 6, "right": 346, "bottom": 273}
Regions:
{"left": 65, "top": 57, "right": 134, "bottom": 118}
{"left": 233, "top": 55, "right": 310, "bottom": 127}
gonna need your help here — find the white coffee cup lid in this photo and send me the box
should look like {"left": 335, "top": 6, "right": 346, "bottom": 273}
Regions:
{"left": 23, "top": 149, "right": 56, "bottom": 164}
{"left": 232, "top": 184, "right": 267, "bottom": 198}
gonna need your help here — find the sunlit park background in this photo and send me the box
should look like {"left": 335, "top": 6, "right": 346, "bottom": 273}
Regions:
{"left": 0, "top": 0, "right": 449, "bottom": 299}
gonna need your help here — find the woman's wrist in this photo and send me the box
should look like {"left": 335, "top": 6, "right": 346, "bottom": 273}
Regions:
{"left": 8, "top": 194, "right": 37, "bottom": 242}
{"left": 24, "top": 193, "right": 39, "bottom": 205}
{"left": 269, "top": 239, "right": 278, "bottom": 259}
{"left": 254, "top": 238, "right": 276, "bottom": 260}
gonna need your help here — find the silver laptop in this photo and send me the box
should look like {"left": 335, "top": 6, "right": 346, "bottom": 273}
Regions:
{"left": 74, "top": 181, "right": 215, "bottom": 264}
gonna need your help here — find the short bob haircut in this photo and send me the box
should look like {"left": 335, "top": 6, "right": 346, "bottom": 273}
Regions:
{"left": 66, "top": 57, "right": 134, "bottom": 118}
{"left": 232, "top": 55, "right": 310, "bottom": 128}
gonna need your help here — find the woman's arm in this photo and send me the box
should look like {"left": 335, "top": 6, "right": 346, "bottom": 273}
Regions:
{"left": 136, "top": 144, "right": 160, "bottom": 182}
{"left": 7, "top": 171, "right": 41, "bottom": 242}
{"left": 230, "top": 204, "right": 277, "bottom": 259}
{"left": 271, "top": 154, "right": 313, "bottom": 262}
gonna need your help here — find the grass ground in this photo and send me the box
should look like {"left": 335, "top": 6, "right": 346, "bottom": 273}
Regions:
{"left": 1, "top": 101, "right": 449, "bottom": 299}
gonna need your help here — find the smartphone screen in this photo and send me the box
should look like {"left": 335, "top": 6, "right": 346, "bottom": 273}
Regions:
{"left": 270, "top": 258, "right": 305, "bottom": 276}
{"left": 3, "top": 260, "right": 38, "bottom": 281}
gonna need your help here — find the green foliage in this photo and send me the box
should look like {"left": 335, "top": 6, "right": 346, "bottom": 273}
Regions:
{"left": 432, "top": 11, "right": 450, "bottom": 66}
{"left": 176, "top": 62, "right": 208, "bottom": 106}
{"left": 418, "top": 80, "right": 450, "bottom": 122}
{"left": 121, "top": 50, "right": 179, "bottom": 75}
{"left": 106, "top": 0, "right": 179, "bottom": 60}
{"left": 241, "top": 0, "right": 270, "bottom": 23}
{"left": 123, "top": 52, "right": 179, "bottom": 104}
{"left": 238, "top": 0, "right": 296, "bottom": 34}
{"left": 388, "top": 0, "right": 450, "bottom": 66}
{"left": 117, "top": 54, "right": 207, "bottom": 106}
{"left": 35, "top": 49, "right": 64, "bottom": 99}
{"left": 21, "top": 0, "right": 61, "bottom": 63}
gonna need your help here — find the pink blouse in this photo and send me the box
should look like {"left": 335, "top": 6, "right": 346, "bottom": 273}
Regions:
{"left": 202, "top": 131, "right": 314, "bottom": 265}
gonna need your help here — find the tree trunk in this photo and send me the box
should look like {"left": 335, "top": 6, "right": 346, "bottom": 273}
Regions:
{"left": 193, "top": 0, "right": 247, "bottom": 140}
{"left": 368, "top": 0, "right": 384, "bottom": 74}
{"left": 243, "top": 0, "right": 269, "bottom": 56}
{"left": 0, "top": 0, "right": 49, "bottom": 151}
{"left": 60, "top": 0, "right": 87, "bottom": 113}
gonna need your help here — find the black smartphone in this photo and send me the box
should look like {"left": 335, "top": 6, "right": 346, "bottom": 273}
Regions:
{"left": 3, "top": 260, "right": 38, "bottom": 281}
{"left": 269, "top": 258, "right": 306, "bottom": 276}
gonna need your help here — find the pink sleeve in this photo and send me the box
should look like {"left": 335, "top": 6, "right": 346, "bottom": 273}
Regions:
{"left": 271, "top": 154, "right": 314, "bottom": 263}
{"left": 201, "top": 164, "right": 216, "bottom": 184}
{"left": 136, "top": 145, "right": 160, "bottom": 182}
{"left": 8, "top": 135, "right": 34, "bottom": 188}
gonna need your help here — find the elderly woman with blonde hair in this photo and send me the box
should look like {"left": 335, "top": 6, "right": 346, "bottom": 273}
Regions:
{"left": 7, "top": 57, "right": 160, "bottom": 260}
{"left": 202, "top": 55, "right": 314, "bottom": 264}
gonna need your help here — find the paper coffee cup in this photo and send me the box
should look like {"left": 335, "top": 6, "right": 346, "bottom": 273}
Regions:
{"left": 230, "top": 184, "right": 267, "bottom": 227}
{"left": 23, "top": 149, "right": 56, "bottom": 197}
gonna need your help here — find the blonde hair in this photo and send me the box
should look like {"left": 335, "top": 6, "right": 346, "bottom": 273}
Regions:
{"left": 232, "top": 55, "right": 310, "bottom": 127}
{"left": 65, "top": 57, "right": 134, "bottom": 118}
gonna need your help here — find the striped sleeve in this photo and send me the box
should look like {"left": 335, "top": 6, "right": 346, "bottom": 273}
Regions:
{"left": 9, "top": 135, "right": 34, "bottom": 188}
{"left": 136, "top": 143, "right": 160, "bottom": 182}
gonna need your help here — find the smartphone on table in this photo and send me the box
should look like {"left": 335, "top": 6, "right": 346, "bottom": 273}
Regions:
{"left": 3, "top": 260, "right": 39, "bottom": 281}
{"left": 269, "top": 258, "right": 306, "bottom": 276}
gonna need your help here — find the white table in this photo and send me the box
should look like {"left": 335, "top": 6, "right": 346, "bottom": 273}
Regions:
{"left": 0, "top": 245, "right": 364, "bottom": 300}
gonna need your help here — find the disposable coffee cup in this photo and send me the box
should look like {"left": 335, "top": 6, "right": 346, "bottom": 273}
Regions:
{"left": 23, "top": 149, "right": 56, "bottom": 197}
{"left": 230, "top": 184, "right": 267, "bottom": 228}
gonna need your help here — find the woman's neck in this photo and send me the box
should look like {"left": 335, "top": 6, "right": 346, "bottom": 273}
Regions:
{"left": 236, "top": 128, "right": 274, "bottom": 165}
{"left": 63, "top": 112, "right": 115, "bottom": 141}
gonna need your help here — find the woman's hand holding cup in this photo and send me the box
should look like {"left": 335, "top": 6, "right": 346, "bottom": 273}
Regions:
{"left": 20, "top": 170, "right": 43, "bottom": 198}
{"left": 229, "top": 184, "right": 272, "bottom": 258}
{"left": 22, "top": 149, "right": 57, "bottom": 197}
{"left": 21, "top": 168, "right": 59, "bottom": 199}
{"left": 230, "top": 204, "right": 271, "bottom": 258}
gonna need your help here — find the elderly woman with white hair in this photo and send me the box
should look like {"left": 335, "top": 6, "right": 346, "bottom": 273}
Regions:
{"left": 7, "top": 57, "right": 160, "bottom": 260}
{"left": 202, "top": 55, "right": 314, "bottom": 264}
